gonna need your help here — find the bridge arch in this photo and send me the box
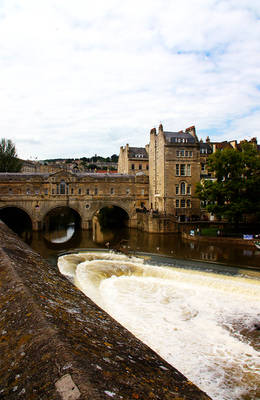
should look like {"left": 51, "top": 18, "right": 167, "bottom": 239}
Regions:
{"left": 0, "top": 205, "right": 33, "bottom": 234}
{"left": 42, "top": 206, "right": 82, "bottom": 230}
{"left": 90, "top": 202, "right": 131, "bottom": 221}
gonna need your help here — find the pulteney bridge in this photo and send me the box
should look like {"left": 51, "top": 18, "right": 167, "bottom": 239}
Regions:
{"left": 0, "top": 170, "right": 149, "bottom": 230}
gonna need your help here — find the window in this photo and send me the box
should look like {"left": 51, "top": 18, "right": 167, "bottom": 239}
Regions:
{"left": 94, "top": 188, "right": 98, "bottom": 195}
{"left": 60, "top": 180, "right": 66, "bottom": 194}
{"left": 26, "top": 188, "right": 30, "bottom": 195}
{"left": 176, "top": 164, "right": 180, "bottom": 176}
{"left": 187, "top": 185, "right": 191, "bottom": 195}
{"left": 201, "top": 163, "right": 205, "bottom": 171}
{"left": 86, "top": 188, "right": 90, "bottom": 195}
{"left": 176, "top": 150, "right": 180, "bottom": 157}
{"left": 8, "top": 188, "right": 12, "bottom": 194}
{"left": 35, "top": 189, "right": 39, "bottom": 195}
{"left": 181, "top": 199, "right": 185, "bottom": 208}
{"left": 175, "top": 185, "right": 179, "bottom": 195}
{"left": 181, "top": 182, "right": 186, "bottom": 195}
{"left": 139, "top": 164, "right": 142, "bottom": 170}
{"left": 180, "top": 150, "right": 184, "bottom": 157}
{"left": 141, "top": 189, "right": 144, "bottom": 195}
{"left": 146, "top": 165, "right": 149, "bottom": 170}
{"left": 187, "top": 199, "right": 191, "bottom": 208}
{"left": 180, "top": 164, "right": 185, "bottom": 176}
{"left": 176, "top": 199, "right": 179, "bottom": 208}
{"left": 111, "top": 188, "right": 114, "bottom": 195}
{"left": 187, "top": 164, "right": 191, "bottom": 176}
{"left": 44, "top": 188, "right": 48, "bottom": 195}
{"left": 185, "top": 150, "right": 189, "bottom": 157}
{"left": 52, "top": 188, "right": 55, "bottom": 195}
{"left": 131, "top": 164, "right": 135, "bottom": 170}
{"left": 189, "top": 151, "right": 193, "bottom": 157}
{"left": 126, "top": 188, "right": 130, "bottom": 194}
{"left": 78, "top": 188, "right": 81, "bottom": 195}
{"left": 71, "top": 188, "right": 74, "bottom": 194}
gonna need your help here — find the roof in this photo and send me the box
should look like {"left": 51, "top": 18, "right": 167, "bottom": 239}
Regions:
{"left": 128, "top": 147, "right": 148, "bottom": 159}
{"left": 200, "top": 143, "right": 213, "bottom": 154}
{"left": 164, "top": 131, "right": 196, "bottom": 144}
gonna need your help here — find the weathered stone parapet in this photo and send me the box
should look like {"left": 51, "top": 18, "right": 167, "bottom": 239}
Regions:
{"left": 0, "top": 221, "right": 210, "bottom": 399}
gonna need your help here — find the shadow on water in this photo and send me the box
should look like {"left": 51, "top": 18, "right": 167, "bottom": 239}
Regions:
{"left": 1, "top": 205, "right": 259, "bottom": 270}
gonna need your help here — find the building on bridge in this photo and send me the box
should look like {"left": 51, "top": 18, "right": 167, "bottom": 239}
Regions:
{"left": 0, "top": 170, "right": 149, "bottom": 231}
{"left": 1, "top": 125, "right": 259, "bottom": 233}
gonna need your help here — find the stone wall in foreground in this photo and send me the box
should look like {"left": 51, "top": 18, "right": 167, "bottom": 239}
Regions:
{"left": 0, "top": 221, "right": 210, "bottom": 400}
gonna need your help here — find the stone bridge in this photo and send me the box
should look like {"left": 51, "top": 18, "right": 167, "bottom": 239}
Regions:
{"left": 0, "top": 171, "right": 149, "bottom": 230}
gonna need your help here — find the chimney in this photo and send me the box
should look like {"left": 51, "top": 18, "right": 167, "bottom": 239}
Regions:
{"left": 206, "top": 136, "right": 210, "bottom": 143}
{"left": 185, "top": 126, "right": 198, "bottom": 141}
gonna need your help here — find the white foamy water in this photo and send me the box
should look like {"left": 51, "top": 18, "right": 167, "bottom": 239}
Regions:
{"left": 58, "top": 252, "right": 260, "bottom": 400}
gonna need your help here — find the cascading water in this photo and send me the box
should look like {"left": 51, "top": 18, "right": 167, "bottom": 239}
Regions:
{"left": 58, "top": 251, "right": 260, "bottom": 400}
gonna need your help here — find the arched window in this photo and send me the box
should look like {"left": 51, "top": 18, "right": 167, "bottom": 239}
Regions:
{"left": 180, "top": 182, "right": 186, "bottom": 195}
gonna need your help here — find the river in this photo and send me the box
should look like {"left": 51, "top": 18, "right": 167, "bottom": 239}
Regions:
{"left": 21, "top": 224, "right": 260, "bottom": 400}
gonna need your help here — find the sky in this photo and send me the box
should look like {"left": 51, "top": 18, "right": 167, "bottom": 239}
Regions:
{"left": 0, "top": 0, "right": 260, "bottom": 160}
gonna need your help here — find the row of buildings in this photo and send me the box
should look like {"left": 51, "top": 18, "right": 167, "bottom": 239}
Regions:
{"left": 118, "top": 124, "right": 258, "bottom": 222}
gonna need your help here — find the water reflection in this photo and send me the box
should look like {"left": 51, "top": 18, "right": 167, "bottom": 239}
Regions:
{"left": 21, "top": 225, "right": 260, "bottom": 270}
{"left": 44, "top": 223, "right": 75, "bottom": 243}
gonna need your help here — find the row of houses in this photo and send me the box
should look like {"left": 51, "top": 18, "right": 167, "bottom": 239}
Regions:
{"left": 118, "top": 124, "right": 259, "bottom": 222}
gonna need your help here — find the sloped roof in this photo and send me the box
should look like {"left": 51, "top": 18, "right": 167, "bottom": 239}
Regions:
{"left": 128, "top": 147, "right": 148, "bottom": 158}
{"left": 164, "top": 131, "right": 196, "bottom": 144}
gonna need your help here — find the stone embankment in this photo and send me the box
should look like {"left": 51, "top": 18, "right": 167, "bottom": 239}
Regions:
{"left": 182, "top": 232, "right": 256, "bottom": 247}
{"left": 0, "top": 221, "right": 211, "bottom": 400}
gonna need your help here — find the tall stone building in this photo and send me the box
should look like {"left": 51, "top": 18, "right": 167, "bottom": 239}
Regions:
{"left": 149, "top": 124, "right": 201, "bottom": 221}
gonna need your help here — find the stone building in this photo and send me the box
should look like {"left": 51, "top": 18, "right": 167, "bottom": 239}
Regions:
{"left": 148, "top": 124, "right": 201, "bottom": 221}
{"left": 118, "top": 144, "right": 149, "bottom": 175}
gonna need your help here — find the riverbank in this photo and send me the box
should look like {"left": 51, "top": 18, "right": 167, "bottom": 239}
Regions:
{"left": 182, "top": 232, "right": 257, "bottom": 247}
{"left": 0, "top": 221, "right": 210, "bottom": 400}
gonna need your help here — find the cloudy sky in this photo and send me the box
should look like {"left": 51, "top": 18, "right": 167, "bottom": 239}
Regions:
{"left": 0, "top": 0, "right": 260, "bottom": 160}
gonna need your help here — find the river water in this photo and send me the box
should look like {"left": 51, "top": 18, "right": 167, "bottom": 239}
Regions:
{"left": 22, "top": 225, "right": 260, "bottom": 400}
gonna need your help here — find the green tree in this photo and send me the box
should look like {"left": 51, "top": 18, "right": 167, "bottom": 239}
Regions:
{"left": 111, "top": 154, "right": 119, "bottom": 162}
{"left": 196, "top": 142, "right": 260, "bottom": 224}
{"left": 0, "top": 139, "right": 22, "bottom": 172}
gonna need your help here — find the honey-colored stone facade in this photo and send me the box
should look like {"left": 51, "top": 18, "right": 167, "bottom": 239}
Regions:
{"left": 0, "top": 171, "right": 149, "bottom": 231}
{"left": 118, "top": 144, "right": 149, "bottom": 175}
{"left": 149, "top": 124, "right": 201, "bottom": 221}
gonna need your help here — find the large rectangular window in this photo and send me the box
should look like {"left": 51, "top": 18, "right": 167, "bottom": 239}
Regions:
{"left": 175, "top": 185, "right": 179, "bottom": 195}
{"left": 187, "top": 164, "right": 191, "bottom": 176}
{"left": 176, "top": 164, "right": 180, "bottom": 176}
{"left": 176, "top": 199, "right": 179, "bottom": 208}
{"left": 181, "top": 199, "right": 185, "bottom": 208}
{"left": 180, "top": 164, "right": 185, "bottom": 176}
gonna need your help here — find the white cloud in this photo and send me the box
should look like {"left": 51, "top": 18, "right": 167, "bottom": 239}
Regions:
{"left": 0, "top": 0, "right": 259, "bottom": 159}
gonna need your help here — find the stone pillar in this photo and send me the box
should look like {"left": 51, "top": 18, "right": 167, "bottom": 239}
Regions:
{"left": 81, "top": 219, "right": 92, "bottom": 230}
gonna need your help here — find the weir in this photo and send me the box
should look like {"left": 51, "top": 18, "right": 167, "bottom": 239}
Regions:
{"left": 0, "top": 221, "right": 210, "bottom": 400}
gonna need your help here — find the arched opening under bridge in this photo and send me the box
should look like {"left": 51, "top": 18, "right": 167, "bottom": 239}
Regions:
{"left": 0, "top": 207, "right": 32, "bottom": 240}
{"left": 92, "top": 205, "right": 129, "bottom": 245}
{"left": 43, "top": 206, "right": 81, "bottom": 244}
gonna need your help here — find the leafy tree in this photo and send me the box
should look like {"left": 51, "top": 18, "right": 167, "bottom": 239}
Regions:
{"left": 111, "top": 154, "right": 119, "bottom": 162}
{"left": 196, "top": 142, "right": 260, "bottom": 224}
{"left": 0, "top": 139, "right": 22, "bottom": 172}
